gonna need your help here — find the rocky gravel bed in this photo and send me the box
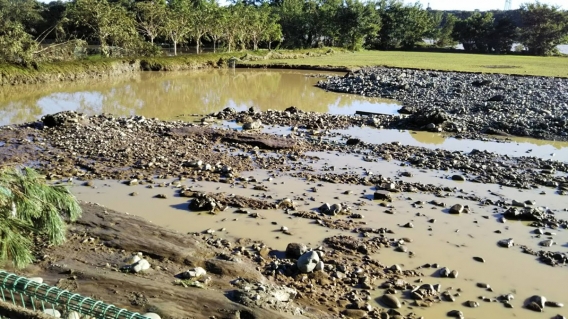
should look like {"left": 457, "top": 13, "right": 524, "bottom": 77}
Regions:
{"left": 316, "top": 67, "right": 568, "bottom": 141}
{"left": 3, "top": 111, "right": 567, "bottom": 319}
{"left": 206, "top": 108, "right": 568, "bottom": 195}
{"left": 311, "top": 136, "right": 568, "bottom": 194}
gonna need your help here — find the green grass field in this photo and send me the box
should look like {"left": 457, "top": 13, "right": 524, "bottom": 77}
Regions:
{"left": 248, "top": 50, "right": 568, "bottom": 77}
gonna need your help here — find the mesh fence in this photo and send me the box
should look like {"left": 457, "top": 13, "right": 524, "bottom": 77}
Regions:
{"left": 0, "top": 271, "right": 149, "bottom": 319}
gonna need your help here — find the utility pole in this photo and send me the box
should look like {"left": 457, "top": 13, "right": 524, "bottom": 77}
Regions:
{"left": 504, "top": 0, "right": 512, "bottom": 10}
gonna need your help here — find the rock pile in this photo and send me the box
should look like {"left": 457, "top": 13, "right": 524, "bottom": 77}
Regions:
{"left": 317, "top": 67, "right": 568, "bottom": 140}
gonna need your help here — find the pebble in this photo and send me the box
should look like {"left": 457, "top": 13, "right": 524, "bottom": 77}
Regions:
{"left": 439, "top": 267, "right": 451, "bottom": 278}
{"left": 498, "top": 238, "right": 514, "bottom": 248}
{"left": 381, "top": 294, "right": 402, "bottom": 308}
{"left": 473, "top": 256, "right": 485, "bottom": 263}
{"left": 539, "top": 239, "right": 554, "bottom": 247}
{"left": 285, "top": 243, "right": 307, "bottom": 259}
{"left": 43, "top": 309, "right": 61, "bottom": 318}
{"left": 529, "top": 295, "right": 546, "bottom": 309}
{"left": 477, "top": 283, "right": 490, "bottom": 289}
{"left": 182, "top": 267, "right": 207, "bottom": 279}
{"left": 28, "top": 277, "right": 43, "bottom": 284}
{"left": 545, "top": 301, "right": 564, "bottom": 308}
{"left": 449, "top": 204, "right": 464, "bottom": 214}
{"left": 132, "top": 259, "right": 151, "bottom": 273}
{"left": 142, "top": 313, "right": 161, "bottom": 319}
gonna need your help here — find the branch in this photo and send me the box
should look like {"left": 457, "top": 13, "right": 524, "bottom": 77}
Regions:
{"left": 34, "top": 24, "right": 57, "bottom": 43}
{"left": 32, "top": 40, "right": 79, "bottom": 55}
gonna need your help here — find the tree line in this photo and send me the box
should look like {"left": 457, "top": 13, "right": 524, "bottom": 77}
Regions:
{"left": 1, "top": 0, "right": 567, "bottom": 66}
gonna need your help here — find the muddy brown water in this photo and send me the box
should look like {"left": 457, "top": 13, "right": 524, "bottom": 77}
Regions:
{"left": 261, "top": 125, "right": 568, "bottom": 160}
{"left": 2, "top": 68, "right": 567, "bottom": 160}
{"left": 72, "top": 151, "right": 568, "bottom": 319}
{"left": 0, "top": 69, "right": 400, "bottom": 126}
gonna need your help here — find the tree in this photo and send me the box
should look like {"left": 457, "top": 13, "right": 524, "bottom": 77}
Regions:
{"left": 223, "top": 4, "right": 245, "bottom": 52}
{"left": 0, "top": 19, "right": 39, "bottom": 65}
{"left": 189, "top": 0, "right": 214, "bottom": 54}
{"left": 376, "top": 0, "right": 434, "bottom": 50}
{"left": 265, "top": 12, "right": 283, "bottom": 49}
{"left": 233, "top": 3, "right": 251, "bottom": 50}
{"left": 519, "top": 2, "right": 568, "bottom": 56}
{"left": 489, "top": 16, "right": 518, "bottom": 53}
{"left": 0, "top": 167, "right": 82, "bottom": 269}
{"left": 135, "top": 0, "right": 166, "bottom": 44}
{"left": 452, "top": 12, "right": 494, "bottom": 52}
{"left": 248, "top": 4, "right": 272, "bottom": 51}
{"left": 66, "top": 0, "right": 139, "bottom": 57}
{"left": 337, "top": 0, "right": 380, "bottom": 51}
{"left": 433, "top": 13, "right": 458, "bottom": 48}
{"left": 208, "top": 5, "right": 226, "bottom": 53}
{"left": 274, "top": 0, "right": 307, "bottom": 48}
{"left": 162, "top": 0, "right": 192, "bottom": 55}
{"left": 0, "top": 0, "right": 44, "bottom": 35}
{"left": 397, "top": 2, "right": 436, "bottom": 49}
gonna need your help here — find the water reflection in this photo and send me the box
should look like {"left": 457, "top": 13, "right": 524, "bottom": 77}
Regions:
{"left": 0, "top": 69, "right": 400, "bottom": 126}
{"left": 333, "top": 127, "right": 568, "bottom": 159}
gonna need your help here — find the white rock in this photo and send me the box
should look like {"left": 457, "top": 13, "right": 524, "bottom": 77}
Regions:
{"left": 314, "top": 261, "right": 325, "bottom": 272}
{"left": 297, "top": 251, "right": 320, "bottom": 273}
{"left": 67, "top": 311, "right": 80, "bottom": 319}
{"left": 142, "top": 313, "right": 161, "bottom": 319}
{"left": 28, "top": 277, "right": 43, "bottom": 284}
{"left": 182, "top": 267, "right": 207, "bottom": 279}
{"left": 272, "top": 286, "right": 297, "bottom": 302}
{"left": 125, "top": 255, "right": 141, "bottom": 264}
{"left": 132, "top": 259, "right": 150, "bottom": 273}
{"left": 194, "top": 267, "right": 207, "bottom": 277}
{"left": 43, "top": 309, "right": 61, "bottom": 318}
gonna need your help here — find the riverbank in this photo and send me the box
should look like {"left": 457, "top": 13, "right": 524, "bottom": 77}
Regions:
{"left": 3, "top": 49, "right": 568, "bottom": 87}
{"left": 1, "top": 111, "right": 567, "bottom": 319}
{"left": 0, "top": 48, "right": 339, "bottom": 86}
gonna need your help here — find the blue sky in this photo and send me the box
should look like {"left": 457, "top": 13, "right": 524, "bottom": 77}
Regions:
{"left": 413, "top": 0, "right": 564, "bottom": 11}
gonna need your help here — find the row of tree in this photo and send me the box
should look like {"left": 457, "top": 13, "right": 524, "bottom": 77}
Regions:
{"left": 1, "top": 0, "right": 567, "bottom": 65}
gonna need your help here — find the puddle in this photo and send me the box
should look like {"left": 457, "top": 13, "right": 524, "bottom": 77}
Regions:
{"left": 0, "top": 69, "right": 400, "bottom": 126}
{"left": 70, "top": 150, "right": 567, "bottom": 319}
{"left": 326, "top": 127, "right": 568, "bottom": 160}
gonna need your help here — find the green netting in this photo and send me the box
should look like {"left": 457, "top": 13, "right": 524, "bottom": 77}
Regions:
{"left": 0, "top": 271, "right": 149, "bottom": 319}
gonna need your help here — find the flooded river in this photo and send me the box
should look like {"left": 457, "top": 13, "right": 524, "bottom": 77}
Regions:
{"left": 0, "top": 69, "right": 400, "bottom": 126}
{"left": 3, "top": 69, "right": 567, "bottom": 159}
{"left": 2, "top": 68, "right": 568, "bottom": 319}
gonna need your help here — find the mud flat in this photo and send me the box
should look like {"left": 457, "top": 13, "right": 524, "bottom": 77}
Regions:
{"left": 1, "top": 111, "right": 567, "bottom": 319}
